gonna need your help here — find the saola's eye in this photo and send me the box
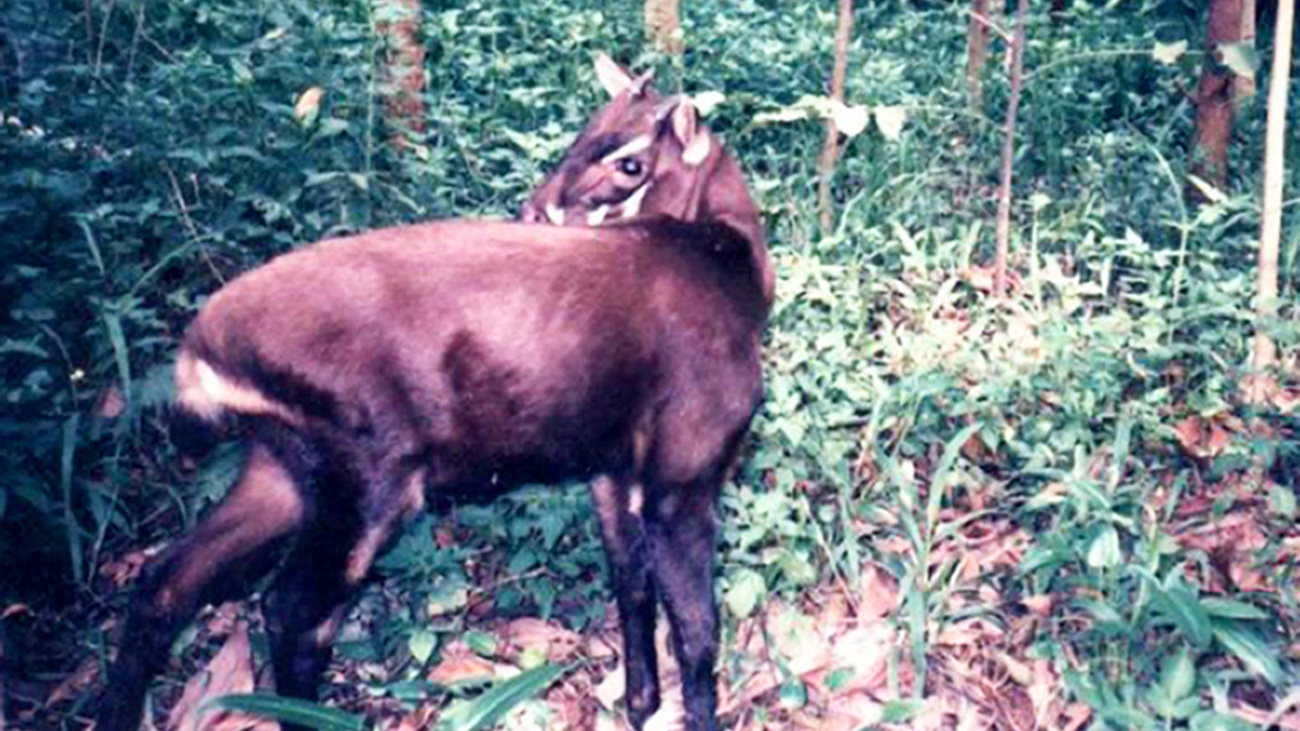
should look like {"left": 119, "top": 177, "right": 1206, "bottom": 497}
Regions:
{"left": 616, "top": 158, "right": 644, "bottom": 176}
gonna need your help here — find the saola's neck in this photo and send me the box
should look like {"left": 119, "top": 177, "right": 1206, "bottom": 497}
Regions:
{"left": 692, "top": 149, "right": 774, "bottom": 309}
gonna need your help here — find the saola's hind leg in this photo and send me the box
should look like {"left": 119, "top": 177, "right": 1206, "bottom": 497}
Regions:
{"left": 647, "top": 482, "right": 721, "bottom": 731}
{"left": 262, "top": 456, "right": 426, "bottom": 728}
{"left": 96, "top": 441, "right": 307, "bottom": 731}
{"left": 592, "top": 475, "right": 660, "bottom": 727}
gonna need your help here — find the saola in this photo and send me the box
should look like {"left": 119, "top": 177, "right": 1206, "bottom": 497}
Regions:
{"left": 97, "top": 54, "right": 771, "bottom": 731}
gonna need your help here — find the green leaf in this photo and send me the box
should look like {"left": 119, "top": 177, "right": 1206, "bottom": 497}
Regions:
{"left": 691, "top": 90, "right": 726, "bottom": 117}
{"left": 873, "top": 105, "right": 906, "bottom": 141}
{"left": 1188, "top": 710, "right": 1257, "bottom": 731}
{"left": 1152, "top": 40, "right": 1188, "bottom": 65}
{"left": 880, "top": 698, "right": 925, "bottom": 723}
{"left": 724, "top": 568, "right": 766, "bottom": 619}
{"left": 1212, "top": 621, "right": 1283, "bottom": 684}
{"left": 1153, "top": 583, "right": 1213, "bottom": 648}
{"left": 777, "top": 676, "right": 807, "bottom": 709}
{"left": 1085, "top": 523, "right": 1121, "bottom": 568}
{"left": 465, "top": 630, "right": 498, "bottom": 657}
{"left": 1200, "top": 598, "right": 1268, "bottom": 621}
{"left": 1217, "top": 42, "right": 1256, "bottom": 79}
{"left": 206, "top": 693, "right": 365, "bottom": 731}
{"left": 831, "top": 102, "right": 868, "bottom": 138}
{"left": 438, "top": 663, "right": 572, "bottom": 731}
{"left": 1147, "top": 645, "right": 1196, "bottom": 718}
{"left": 408, "top": 629, "right": 437, "bottom": 664}
{"left": 1268, "top": 483, "right": 1296, "bottom": 518}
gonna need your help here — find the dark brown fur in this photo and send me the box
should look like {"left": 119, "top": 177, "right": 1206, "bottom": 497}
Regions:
{"left": 97, "top": 57, "right": 768, "bottom": 731}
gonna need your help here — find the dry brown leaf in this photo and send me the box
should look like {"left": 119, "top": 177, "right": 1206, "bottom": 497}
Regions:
{"left": 1027, "top": 659, "right": 1061, "bottom": 727}
{"left": 766, "top": 607, "right": 825, "bottom": 676}
{"left": 935, "top": 618, "right": 1003, "bottom": 647}
{"left": 166, "top": 623, "right": 275, "bottom": 731}
{"left": 857, "top": 565, "right": 899, "bottom": 621}
{"left": 100, "top": 550, "right": 152, "bottom": 587}
{"left": 383, "top": 705, "right": 437, "bottom": 731}
{"left": 1274, "top": 388, "right": 1300, "bottom": 413}
{"left": 1059, "top": 702, "right": 1093, "bottom": 731}
{"left": 1240, "top": 372, "right": 1280, "bottom": 406}
{"left": 44, "top": 656, "right": 100, "bottom": 707}
{"left": 427, "top": 641, "right": 499, "bottom": 686}
{"left": 97, "top": 383, "right": 125, "bottom": 418}
{"left": 1021, "top": 594, "right": 1052, "bottom": 617}
{"left": 805, "top": 623, "right": 892, "bottom": 697}
{"left": 593, "top": 665, "right": 625, "bottom": 711}
{"left": 813, "top": 694, "right": 883, "bottom": 731}
{"left": 1228, "top": 702, "right": 1300, "bottom": 731}
{"left": 500, "top": 617, "right": 581, "bottom": 661}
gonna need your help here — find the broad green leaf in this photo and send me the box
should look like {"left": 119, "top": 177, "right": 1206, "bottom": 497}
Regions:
{"left": 692, "top": 90, "right": 726, "bottom": 116}
{"left": 439, "top": 663, "right": 572, "bottom": 731}
{"left": 1152, "top": 40, "right": 1188, "bottom": 65}
{"left": 1268, "top": 483, "right": 1296, "bottom": 518}
{"left": 777, "top": 676, "right": 807, "bottom": 709}
{"left": 1200, "top": 598, "right": 1269, "bottom": 621}
{"left": 1147, "top": 645, "right": 1196, "bottom": 718}
{"left": 408, "top": 629, "right": 437, "bottom": 664}
{"left": 873, "top": 106, "right": 906, "bottom": 141}
{"left": 1217, "top": 42, "right": 1256, "bottom": 79}
{"left": 831, "top": 102, "right": 868, "bottom": 138}
{"left": 1075, "top": 597, "right": 1125, "bottom": 629}
{"left": 465, "top": 630, "right": 498, "bottom": 657}
{"left": 881, "top": 699, "right": 925, "bottom": 723}
{"left": 1154, "top": 583, "right": 1213, "bottom": 648}
{"left": 1086, "top": 523, "right": 1121, "bottom": 568}
{"left": 724, "top": 568, "right": 766, "bottom": 619}
{"left": 206, "top": 693, "right": 365, "bottom": 731}
{"left": 1188, "top": 710, "right": 1257, "bottom": 731}
{"left": 1212, "top": 621, "right": 1283, "bottom": 684}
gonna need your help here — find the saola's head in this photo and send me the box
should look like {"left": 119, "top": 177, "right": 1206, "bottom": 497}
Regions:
{"left": 522, "top": 53, "right": 773, "bottom": 305}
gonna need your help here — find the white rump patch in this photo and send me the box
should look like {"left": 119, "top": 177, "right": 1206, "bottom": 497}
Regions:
{"left": 600, "top": 135, "right": 653, "bottom": 165}
{"left": 175, "top": 351, "right": 298, "bottom": 426}
{"left": 545, "top": 203, "right": 566, "bottom": 226}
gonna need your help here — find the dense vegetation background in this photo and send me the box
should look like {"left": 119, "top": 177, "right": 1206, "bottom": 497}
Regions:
{"left": 2, "top": 0, "right": 1299, "bottom": 728}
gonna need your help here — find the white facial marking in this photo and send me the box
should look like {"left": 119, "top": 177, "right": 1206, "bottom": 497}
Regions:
{"left": 587, "top": 205, "right": 610, "bottom": 226}
{"left": 600, "top": 135, "right": 653, "bottom": 165}
{"left": 628, "top": 485, "right": 644, "bottom": 517}
{"left": 620, "top": 182, "right": 651, "bottom": 219}
{"left": 545, "top": 203, "right": 565, "bottom": 226}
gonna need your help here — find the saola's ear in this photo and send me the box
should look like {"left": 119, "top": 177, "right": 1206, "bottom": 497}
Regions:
{"left": 594, "top": 53, "right": 654, "bottom": 98}
{"left": 669, "top": 97, "right": 712, "bottom": 167}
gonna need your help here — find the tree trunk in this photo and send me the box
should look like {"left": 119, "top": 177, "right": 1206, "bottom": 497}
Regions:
{"left": 1253, "top": 0, "right": 1293, "bottom": 370}
{"left": 1191, "top": 0, "right": 1244, "bottom": 192}
{"left": 377, "top": 0, "right": 427, "bottom": 154}
{"left": 967, "top": 0, "right": 989, "bottom": 111}
{"left": 645, "top": 0, "right": 684, "bottom": 55}
{"left": 817, "top": 0, "right": 855, "bottom": 237}
{"left": 993, "top": 0, "right": 1028, "bottom": 298}
{"left": 1234, "top": 0, "right": 1257, "bottom": 102}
